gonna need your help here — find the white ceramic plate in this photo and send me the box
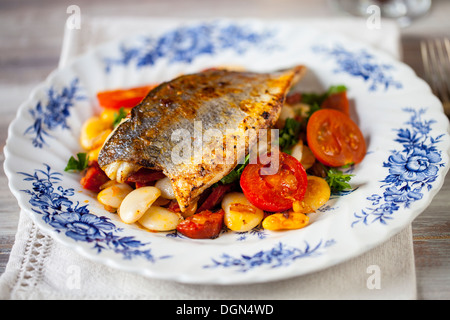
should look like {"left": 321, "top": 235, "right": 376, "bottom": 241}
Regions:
{"left": 4, "top": 19, "right": 450, "bottom": 284}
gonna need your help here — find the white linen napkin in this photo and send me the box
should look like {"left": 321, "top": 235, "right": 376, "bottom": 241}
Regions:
{"left": 0, "top": 17, "right": 416, "bottom": 300}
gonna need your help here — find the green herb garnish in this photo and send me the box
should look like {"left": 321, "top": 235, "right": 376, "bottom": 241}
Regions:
{"left": 305, "top": 102, "right": 321, "bottom": 120}
{"left": 65, "top": 152, "right": 89, "bottom": 172}
{"left": 220, "top": 154, "right": 250, "bottom": 184}
{"left": 113, "top": 107, "right": 128, "bottom": 127}
{"left": 301, "top": 85, "right": 348, "bottom": 120}
{"left": 326, "top": 84, "right": 347, "bottom": 95}
{"left": 299, "top": 92, "right": 327, "bottom": 106}
{"left": 325, "top": 167, "right": 354, "bottom": 193}
{"left": 278, "top": 118, "right": 302, "bottom": 154}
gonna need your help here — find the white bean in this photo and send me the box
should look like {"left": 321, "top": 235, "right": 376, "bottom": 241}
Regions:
{"left": 276, "top": 105, "right": 295, "bottom": 128}
{"left": 291, "top": 141, "right": 315, "bottom": 170}
{"left": 221, "top": 192, "right": 264, "bottom": 232}
{"left": 97, "top": 183, "right": 133, "bottom": 210}
{"left": 291, "top": 103, "right": 311, "bottom": 118}
{"left": 119, "top": 186, "right": 161, "bottom": 224}
{"left": 291, "top": 143, "right": 303, "bottom": 162}
{"left": 155, "top": 177, "right": 176, "bottom": 199}
{"left": 138, "top": 206, "right": 183, "bottom": 231}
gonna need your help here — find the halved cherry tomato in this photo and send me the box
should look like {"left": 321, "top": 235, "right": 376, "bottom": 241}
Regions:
{"left": 97, "top": 84, "right": 157, "bottom": 110}
{"left": 306, "top": 109, "right": 366, "bottom": 167}
{"left": 176, "top": 210, "right": 224, "bottom": 239}
{"left": 240, "top": 152, "right": 308, "bottom": 212}
{"left": 80, "top": 161, "right": 110, "bottom": 193}
{"left": 320, "top": 91, "right": 350, "bottom": 115}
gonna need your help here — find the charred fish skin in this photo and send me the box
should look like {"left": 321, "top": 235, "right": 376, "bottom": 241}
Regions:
{"left": 98, "top": 66, "right": 306, "bottom": 211}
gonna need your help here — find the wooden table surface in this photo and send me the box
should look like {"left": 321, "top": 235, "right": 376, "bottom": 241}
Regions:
{"left": 1, "top": 0, "right": 449, "bottom": 300}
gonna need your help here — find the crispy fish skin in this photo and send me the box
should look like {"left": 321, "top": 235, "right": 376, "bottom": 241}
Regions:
{"left": 98, "top": 66, "right": 306, "bottom": 211}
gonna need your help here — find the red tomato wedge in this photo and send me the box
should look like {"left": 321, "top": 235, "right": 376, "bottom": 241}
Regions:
{"left": 240, "top": 152, "right": 308, "bottom": 212}
{"left": 176, "top": 210, "right": 225, "bottom": 239}
{"left": 306, "top": 109, "right": 366, "bottom": 167}
{"left": 97, "top": 84, "right": 157, "bottom": 110}
{"left": 320, "top": 91, "right": 350, "bottom": 115}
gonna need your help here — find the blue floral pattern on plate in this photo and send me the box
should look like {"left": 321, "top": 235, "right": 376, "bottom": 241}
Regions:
{"left": 204, "top": 239, "right": 336, "bottom": 272}
{"left": 313, "top": 44, "right": 403, "bottom": 91}
{"left": 24, "top": 78, "right": 86, "bottom": 148}
{"left": 103, "top": 21, "right": 278, "bottom": 72}
{"left": 166, "top": 224, "right": 268, "bottom": 241}
{"left": 18, "top": 164, "right": 170, "bottom": 262}
{"left": 353, "top": 108, "right": 445, "bottom": 226}
{"left": 233, "top": 225, "right": 268, "bottom": 241}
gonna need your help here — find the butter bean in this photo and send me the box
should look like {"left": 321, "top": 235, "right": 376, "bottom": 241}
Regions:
{"left": 97, "top": 183, "right": 133, "bottom": 211}
{"left": 221, "top": 192, "right": 264, "bottom": 232}
{"left": 119, "top": 186, "right": 161, "bottom": 224}
{"left": 262, "top": 212, "right": 309, "bottom": 231}
{"left": 138, "top": 206, "right": 183, "bottom": 231}
{"left": 155, "top": 177, "right": 176, "bottom": 199}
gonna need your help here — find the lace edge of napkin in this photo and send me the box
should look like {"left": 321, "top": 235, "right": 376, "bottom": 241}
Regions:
{"left": 0, "top": 213, "right": 53, "bottom": 299}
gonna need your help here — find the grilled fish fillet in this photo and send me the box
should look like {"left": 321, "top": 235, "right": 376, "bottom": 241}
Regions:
{"left": 98, "top": 66, "right": 306, "bottom": 211}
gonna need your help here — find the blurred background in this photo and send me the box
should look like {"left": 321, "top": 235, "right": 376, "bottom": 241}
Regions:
{"left": 1, "top": 0, "right": 449, "bottom": 87}
{"left": 0, "top": 0, "right": 449, "bottom": 299}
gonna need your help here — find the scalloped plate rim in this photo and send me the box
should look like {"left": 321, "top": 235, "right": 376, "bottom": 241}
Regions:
{"left": 3, "top": 19, "right": 450, "bottom": 285}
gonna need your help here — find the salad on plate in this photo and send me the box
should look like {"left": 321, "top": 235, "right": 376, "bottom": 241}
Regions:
{"left": 65, "top": 66, "right": 366, "bottom": 240}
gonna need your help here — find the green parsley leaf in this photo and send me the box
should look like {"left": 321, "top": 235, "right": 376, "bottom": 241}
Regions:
{"left": 278, "top": 118, "right": 302, "bottom": 154}
{"left": 305, "top": 102, "right": 321, "bottom": 120}
{"left": 299, "top": 92, "right": 327, "bottom": 106}
{"left": 326, "top": 85, "right": 347, "bottom": 95}
{"left": 113, "top": 107, "right": 128, "bottom": 127}
{"left": 301, "top": 85, "right": 348, "bottom": 121}
{"left": 64, "top": 152, "right": 89, "bottom": 172}
{"left": 220, "top": 154, "right": 250, "bottom": 184}
{"left": 325, "top": 167, "right": 354, "bottom": 193}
